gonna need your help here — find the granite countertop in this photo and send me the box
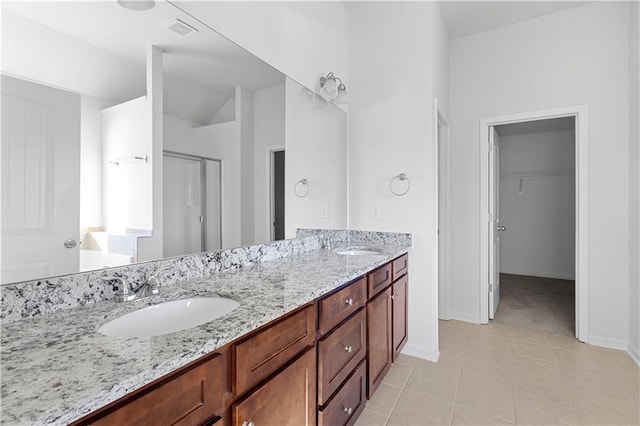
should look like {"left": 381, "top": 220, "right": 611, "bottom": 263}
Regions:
{"left": 0, "top": 244, "right": 409, "bottom": 425}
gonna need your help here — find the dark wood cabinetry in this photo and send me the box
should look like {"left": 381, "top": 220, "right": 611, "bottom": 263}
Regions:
{"left": 75, "top": 253, "right": 408, "bottom": 426}
{"left": 232, "top": 348, "right": 316, "bottom": 426}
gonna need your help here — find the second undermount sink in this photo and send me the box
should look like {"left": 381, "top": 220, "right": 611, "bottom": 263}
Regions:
{"left": 98, "top": 297, "right": 240, "bottom": 338}
{"left": 334, "top": 247, "right": 382, "bottom": 256}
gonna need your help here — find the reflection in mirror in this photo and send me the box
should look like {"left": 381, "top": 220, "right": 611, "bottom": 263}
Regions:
{"left": 0, "top": 1, "right": 347, "bottom": 285}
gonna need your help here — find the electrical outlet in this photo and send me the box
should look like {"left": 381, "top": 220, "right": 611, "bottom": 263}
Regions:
{"left": 371, "top": 203, "right": 381, "bottom": 220}
{"left": 320, "top": 204, "right": 329, "bottom": 218}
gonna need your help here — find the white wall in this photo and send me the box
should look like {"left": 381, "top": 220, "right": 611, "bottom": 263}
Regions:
{"left": 629, "top": 1, "right": 640, "bottom": 363}
{"left": 101, "top": 96, "right": 153, "bottom": 233}
{"left": 449, "top": 2, "right": 630, "bottom": 347}
{"left": 349, "top": 2, "right": 448, "bottom": 361}
{"left": 498, "top": 129, "right": 575, "bottom": 280}
{"left": 80, "top": 95, "right": 105, "bottom": 228}
{"left": 171, "top": 1, "right": 348, "bottom": 97}
{"left": 253, "top": 84, "right": 285, "bottom": 244}
{"left": 285, "top": 78, "right": 348, "bottom": 238}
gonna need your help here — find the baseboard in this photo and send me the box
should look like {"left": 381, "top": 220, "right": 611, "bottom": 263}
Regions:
{"left": 588, "top": 334, "right": 628, "bottom": 351}
{"left": 500, "top": 270, "right": 575, "bottom": 281}
{"left": 628, "top": 342, "right": 640, "bottom": 366}
{"left": 448, "top": 311, "right": 482, "bottom": 324}
{"left": 402, "top": 344, "right": 439, "bottom": 362}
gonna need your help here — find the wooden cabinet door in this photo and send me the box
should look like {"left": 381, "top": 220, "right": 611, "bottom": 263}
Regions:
{"left": 392, "top": 274, "right": 408, "bottom": 361}
{"left": 232, "top": 348, "right": 316, "bottom": 426}
{"left": 366, "top": 286, "right": 392, "bottom": 398}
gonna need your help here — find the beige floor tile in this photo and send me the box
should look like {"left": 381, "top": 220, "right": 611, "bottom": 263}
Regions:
{"left": 464, "top": 346, "right": 513, "bottom": 370}
{"left": 513, "top": 395, "right": 579, "bottom": 425}
{"left": 404, "top": 361, "right": 460, "bottom": 403}
{"left": 545, "top": 334, "right": 589, "bottom": 351}
{"left": 506, "top": 327, "right": 550, "bottom": 346}
{"left": 416, "top": 355, "right": 464, "bottom": 376}
{"left": 440, "top": 319, "right": 472, "bottom": 336}
{"left": 575, "top": 410, "right": 631, "bottom": 425}
{"left": 469, "top": 322, "right": 509, "bottom": 338}
{"left": 560, "top": 365, "right": 640, "bottom": 399}
{"left": 451, "top": 406, "right": 513, "bottom": 425}
{"left": 507, "top": 355, "right": 564, "bottom": 385}
{"left": 354, "top": 408, "right": 388, "bottom": 426}
{"left": 512, "top": 374, "right": 572, "bottom": 408}
{"left": 460, "top": 362, "right": 512, "bottom": 391}
{"left": 366, "top": 383, "right": 402, "bottom": 418}
{"left": 568, "top": 385, "right": 640, "bottom": 425}
{"left": 553, "top": 347, "right": 640, "bottom": 379}
{"left": 508, "top": 340, "right": 555, "bottom": 363}
{"left": 467, "top": 334, "right": 510, "bottom": 355}
{"left": 387, "top": 389, "right": 454, "bottom": 425}
{"left": 382, "top": 364, "right": 413, "bottom": 388}
{"left": 394, "top": 353, "right": 419, "bottom": 368}
{"left": 455, "top": 380, "right": 515, "bottom": 423}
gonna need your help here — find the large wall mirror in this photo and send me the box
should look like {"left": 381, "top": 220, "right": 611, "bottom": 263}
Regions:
{"left": 0, "top": 0, "right": 347, "bottom": 285}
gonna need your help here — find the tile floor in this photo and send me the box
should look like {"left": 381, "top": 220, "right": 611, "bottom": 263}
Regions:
{"left": 355, "top": 320, "right": 640, "bottom": 425}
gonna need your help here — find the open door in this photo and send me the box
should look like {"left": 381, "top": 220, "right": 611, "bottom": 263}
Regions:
{"left": 488, "top": 126, "right": 502, "bottom": 319}
{"left": 1, "top": 75, "right": 80, "bottom": 283}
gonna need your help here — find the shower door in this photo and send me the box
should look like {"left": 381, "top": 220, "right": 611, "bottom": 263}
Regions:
{"left": 163, "top": 152, "right": 221, "bottom": 257}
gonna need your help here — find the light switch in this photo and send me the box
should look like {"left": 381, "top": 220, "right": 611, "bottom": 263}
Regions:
{"left": 320, "top": 203, "right": 329, "bottom": 218}
{"left": 371, "top": 203, "right": 381, "bottom": 220}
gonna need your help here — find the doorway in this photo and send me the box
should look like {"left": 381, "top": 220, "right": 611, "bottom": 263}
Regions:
{"left": 479, "top": 105, "right": 589, "bottom": 342}
{"left": 163, "top": 151, "right": 222, "bottom": 257}
{"left": 490, "top": 118, "right": 576, "bottom": 337}
{"left": 270, "top": 148, "right": 285, "bottom": 241}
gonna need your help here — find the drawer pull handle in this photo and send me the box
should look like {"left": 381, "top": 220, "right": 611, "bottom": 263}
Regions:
{"left": 344, "top": 406, "right": 353, "bottom": 415}
{"left": 344, "top": 345, "right": 353, "bottom": 353}
{"left": 345, "top": 298, "right": 353, "bottom": 306}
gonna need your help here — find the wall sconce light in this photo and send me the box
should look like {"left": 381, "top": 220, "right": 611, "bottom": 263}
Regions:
{"left": 319, "top": 72, "right": 348, "bottom": 104}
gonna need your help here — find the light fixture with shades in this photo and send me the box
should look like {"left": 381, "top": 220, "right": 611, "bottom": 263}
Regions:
{"left": 319, "top": 72, "right": 348, "bottom": 104}
{"left": 117, "top": 0, "right": 156, "bottom": 11}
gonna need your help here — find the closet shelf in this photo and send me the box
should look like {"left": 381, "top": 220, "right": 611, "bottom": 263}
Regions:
{"left": 500, "top": 170, "right": 575, "bottom": 179}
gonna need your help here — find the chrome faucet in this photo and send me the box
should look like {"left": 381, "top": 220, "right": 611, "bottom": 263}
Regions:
{"left": 102, "top": 268, "right": 170, "bottom": 303}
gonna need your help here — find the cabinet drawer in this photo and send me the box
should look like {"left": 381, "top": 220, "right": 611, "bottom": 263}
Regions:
{"left": 233, "top": 348, "right": 316, "bottom": 426}
{"left": 392, "top": 254, "right": 408, "bottom": 281}
{"left": 367, "top": 262, "right": 392, "bottom": 299}
{"left": 318, "top": 277, "right": 366, "bottom": 335}
{"left": 90, "top": 352, "right": 226, "bottom": 426}
{"left": 317, "top": 309, "right": 366, "bottom": 405}
{"left": 233, "top": 304, "right": 315, "bottom": 396}
{"left": 318, "top": 360, "right": 366, "bottom": 426}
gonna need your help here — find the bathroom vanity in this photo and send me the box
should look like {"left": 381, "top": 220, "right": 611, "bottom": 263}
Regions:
{"left": 0, "top": 232, "right": 410, "bottom": 425}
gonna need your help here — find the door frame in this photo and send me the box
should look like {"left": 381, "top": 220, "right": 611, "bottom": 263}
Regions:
{"left": 479, "top": 105, "right": 589, "bottom": 342}
{"left": 435, "top": 98, "right": 451, "bottom": 320}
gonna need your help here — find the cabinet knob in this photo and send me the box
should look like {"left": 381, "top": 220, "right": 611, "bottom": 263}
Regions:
{"left": 344, "top": 345, "right": 353, "bottom": 353}
{"left": 242, "top": 422, "right": 255, "bottom": 426}
{"left": 344, "top": 406, "right": 353, "bottom": 415}
{"left": 345, "top": 298, "right": 353, "bottom": 306}
{"left": 394, "top": 292, "right": 399, "bottom": 297}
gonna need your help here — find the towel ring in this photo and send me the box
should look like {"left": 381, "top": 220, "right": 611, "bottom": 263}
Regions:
{"left": 295, "top": 179, "right": 309, "bottom": 198}
{"left": 390, "top": 173, "right": 410, "bottom": 196}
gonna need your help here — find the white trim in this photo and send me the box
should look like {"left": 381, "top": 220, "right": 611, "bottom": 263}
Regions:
{"left": 402, "top": 344, "right": 439, "bottom": 363}
{"left": 628, "top": 342, "right": 640, "bottom": 367}
{"left": 435, "top": 98, "right": 451, "bottom": 320}
{"left": 500, "top": 270, "right": 575, "bottom": 281}
{"left": 588, "top": 334, "right": 629, "bottom": 352}
{"left": 479, "top": 105, "right": 589, "bottom": 343}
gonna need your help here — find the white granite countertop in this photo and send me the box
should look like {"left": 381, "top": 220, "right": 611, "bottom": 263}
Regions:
{"left": 0, "top": 244, "right": 409, "bottom": 425}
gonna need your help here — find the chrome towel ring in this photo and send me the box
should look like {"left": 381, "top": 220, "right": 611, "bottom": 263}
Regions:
{"left": 295, "top": 179, "right": 309, "bottom": 198}
{"left": 390, "top": 173, "right": 410, "bottom": 196}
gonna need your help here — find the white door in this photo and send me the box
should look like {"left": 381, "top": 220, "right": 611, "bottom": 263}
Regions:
{"left": 488, "top": 126, "right": 501, "bottom": 319}
{"left": 1, "top": 76, "right": 81, "bottom": 283}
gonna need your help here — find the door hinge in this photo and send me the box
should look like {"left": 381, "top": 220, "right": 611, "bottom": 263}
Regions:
{"left": 489, "top": 283, "right": 493, "bottom": 292}
{"left": 199, "top": 216, "right": 204, "bottom": 223}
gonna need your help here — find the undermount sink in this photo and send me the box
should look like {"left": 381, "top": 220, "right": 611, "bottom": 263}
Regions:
{"left": 98, "top": 297, "right": 240, "bottom": 338}
{"left": 334, "top": 247, "right": 382, "bottom": 256}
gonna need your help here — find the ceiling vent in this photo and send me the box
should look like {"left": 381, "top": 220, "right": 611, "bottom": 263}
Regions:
{"left": 167, "top": 19, "right": 198, "bottom": 37}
